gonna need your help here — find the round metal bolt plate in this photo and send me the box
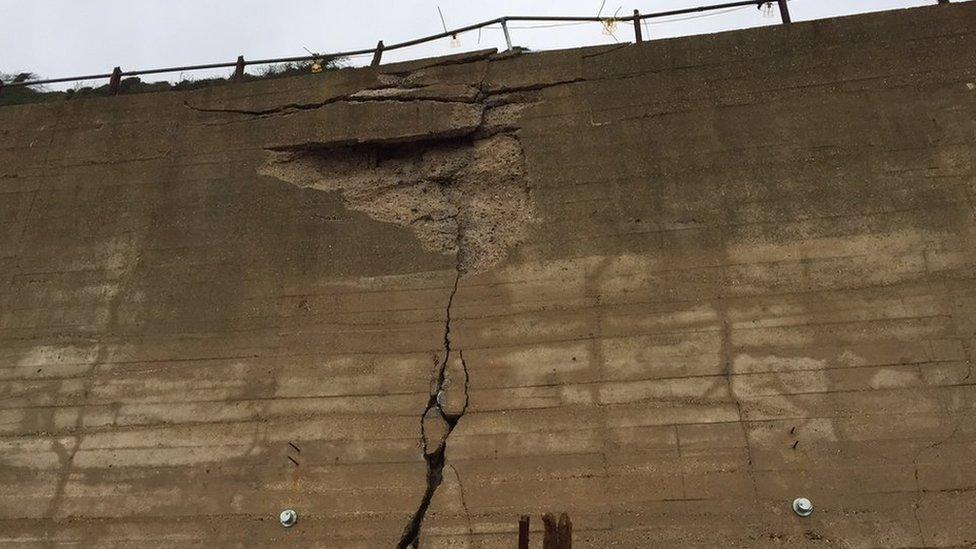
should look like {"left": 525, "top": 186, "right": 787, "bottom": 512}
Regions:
{"left": 792, "top": 497, "right": 813, "bottom": 517}
{"left": 279, "top": 509, "right": 297, "bottom": 528}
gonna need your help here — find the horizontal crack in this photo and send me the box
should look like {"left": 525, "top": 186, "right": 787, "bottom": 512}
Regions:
{"left": 182, "top": 97, "right": 346, "bottom": 117}
{"left": 183, "top": 92, "right": 477, "bottom": 123}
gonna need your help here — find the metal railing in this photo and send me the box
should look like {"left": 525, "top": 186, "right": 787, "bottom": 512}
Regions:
{"left": 0, "top": 0, "right": 784, "bottom": 94}
{"left": 0, "top": 0, "right": 949, "bottom": 95}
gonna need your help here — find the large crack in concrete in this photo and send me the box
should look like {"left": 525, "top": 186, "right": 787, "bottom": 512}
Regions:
{"left": 254, "top": 80, "right": 540, "bottom": 545}
{"left": 396, "top": 263, "right": 469, "bottom": 548}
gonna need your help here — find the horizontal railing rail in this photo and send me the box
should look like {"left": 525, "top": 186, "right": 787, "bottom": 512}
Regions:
{"left": 0, "top": 0, "right": 951, "bottom": 94}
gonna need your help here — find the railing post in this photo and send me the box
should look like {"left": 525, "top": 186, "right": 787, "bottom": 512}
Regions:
{"left": 633, "top": 10, "right": 643, "bottom": 42}
{"left": 777, "top": 0, "right": 792, "bottom": 24}
{"left": 371, "top": 40, "right": 384, "bottom": 67}
{"left": 233, "top": 55, "right": 245, "bottom": 79}
{"left": 518, "top": 515, "right": 530, "bottom": 549}
{"left": 501, "top": 19, "right": 513, "bottom": 50}
{"left": 108, "top": 66, "right": 122, "bottom": 96}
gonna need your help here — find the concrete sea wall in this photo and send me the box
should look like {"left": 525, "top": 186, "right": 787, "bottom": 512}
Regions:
{"left": 1, "top": 4, "right": 976, "bottom": 546}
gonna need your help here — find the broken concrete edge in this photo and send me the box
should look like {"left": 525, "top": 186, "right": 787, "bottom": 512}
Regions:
{"left": 257, "top": 134, "right": 533, "bottom": 273}
{"left": 379, "top": 48, "right": 499, "bottom": 75}
{"left": 179, "top": 50, "right": 582, "bottom": 123}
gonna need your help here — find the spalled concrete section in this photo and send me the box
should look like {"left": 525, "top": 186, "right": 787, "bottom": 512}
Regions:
{"left": 2, "top": 4, "right": 976, "bottom": 547}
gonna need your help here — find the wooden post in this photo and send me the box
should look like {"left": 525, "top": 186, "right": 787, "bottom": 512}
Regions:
{"left": 777, "top": 0, "right": 791, "bottom": 24}
{"left": 233, "top": 56, "right": 245, "bottom": 79}
{"left": 108, "top": 66, "right": 122, "bottom": 95}
{"left": 542, "top": 513, "right": 558, "bottom": 549}
{"left": 557, "top": 513, "right": 573, "bottom": 549}
{"left": 518, "top": 515, "right": 530, "bottom": 549}
{"left": 371, "top": 40, "right": 384, "bottom": 67}
{"left": 633, "top": 10, "right": 642, "bottom": 43}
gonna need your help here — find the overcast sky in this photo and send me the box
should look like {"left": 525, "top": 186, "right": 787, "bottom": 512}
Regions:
{"left": 0, "top": 0, "right": 963, "bottom": 88}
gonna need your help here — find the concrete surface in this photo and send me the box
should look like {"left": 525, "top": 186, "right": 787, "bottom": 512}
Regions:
{"left": 2, "top": 4, "right": 976, "bottom": 547}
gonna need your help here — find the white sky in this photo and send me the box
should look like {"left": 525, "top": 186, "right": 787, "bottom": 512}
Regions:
{"left": 0, "top": 0, "right": 964, "bottom": 88}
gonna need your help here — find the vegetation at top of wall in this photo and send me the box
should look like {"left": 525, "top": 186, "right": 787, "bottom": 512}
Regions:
{"left": 0, "top": 57, "right": 347, "bottom": 108}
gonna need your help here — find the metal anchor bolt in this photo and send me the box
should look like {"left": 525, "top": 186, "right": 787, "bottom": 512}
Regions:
{"left": 792, "top": 497, "right": 813, "bottom": 517}
{"left": 279, "top": 508, "right": 297, "bottom": 527}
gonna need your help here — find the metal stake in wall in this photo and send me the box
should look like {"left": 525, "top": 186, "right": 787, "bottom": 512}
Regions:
{"left": 633, "top": 10, "right": 643, "bottom": 42}
{"left": 108, "top": 66, "right": 122, "bottom": 95}
{"left": 542, "top": 513, "right": 558, "bottom": 549}
{"left": 501, "top": 19, "right": 513, "bottom": 50}
{"left": 518, "top": 515, "right": 530, "bottom": 549}
{"left": 557, "top": 513, "right": 573, "bottom": 548}
{"left": 371, "top": 40, "right": 384, "bottom": 66}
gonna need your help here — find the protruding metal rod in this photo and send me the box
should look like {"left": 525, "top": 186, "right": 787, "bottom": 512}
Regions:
{"left": 108, "top": 66, "right": 122, "bottom": 95}
{"left": 371, "top": 40, "right": 384, "bottom": 66}
{"left": 633, "top": 9, "right": 643, "bottom": 42}
{"left": 233, "top": 55, "right": 245, "bottom": 79}
{"left": 557, "top": 513, "right": 573, "bottom": 549}
{"left": 542, "top": 513, "right": 558, "bottom": 549}
{"left": 501, "top": 19, "right": 513, "bottom": 50}
{"left": 778, "top": 0, "right": 792, "bottom": 24}
{"left": 518, "top": 515, "right": 530, "bottom": 549}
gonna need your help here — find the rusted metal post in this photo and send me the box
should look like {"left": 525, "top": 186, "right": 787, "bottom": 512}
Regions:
{"left": 108, "top": 66, "right": 122, "bottom": 95}
{"left": 542, "top": 513, "right": 558, "bottom": 549}
{"left": 371, "top": 40, "right": 384, "bottom": 67}
{"left": 777, "top": 0, "right": 791, "bottom": 24}
{"left": 233, "top": 56, "right": 245, "bottom": 79}
{"left": 633, "top": 10, "right": 643, "bottom": 42}
{"left": 518, "top": 515, "right": 530, "bottom": 549}
{"left": 557, "top": 513, "right": 573, "bottom": 549}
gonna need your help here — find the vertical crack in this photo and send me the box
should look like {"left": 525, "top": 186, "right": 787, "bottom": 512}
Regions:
{"left": 397, "top": 244, "right": 469, "bottom": 548}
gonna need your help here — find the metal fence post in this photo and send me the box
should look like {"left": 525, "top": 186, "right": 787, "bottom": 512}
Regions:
{"left": 371, "top": 40, "right": 384, "bottom": 66}
{"left": 233, "top": 56, "right": 245, "bottom": 79}
{"left": 557, "top": 513, "right": 573, "bottom": 549}
{"left": 518, "top": 515, "right": 530, "bottom": 549}
{"left": 778, "top": 0, "right": 792, "bottom": 24}
{"left": 633, "top": 10, "right": 643, "bottom": 42}
{"left": 501, "top": 19, "right": 513, "bottom": 50}
{"left": 542, "top": 513, "right": 558, "bottom": 549}
{"left": 108, "top": 66, "right": 122, "bottom": 95}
